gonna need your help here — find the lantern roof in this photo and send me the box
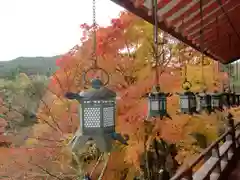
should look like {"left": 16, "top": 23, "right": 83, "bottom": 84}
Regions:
{"left": 110, "top": 0, "right": 240, "bottom": 64}
{"left": 180, "top": 91, "right": 195, "bottom": 95}
{"left": 150, "top": 85, "right": 161, "bottom": 93}
{"left": 149, "top": 85, "right": 170, "bottom": 95}
{"left": 197, "top": 92, "right": 210, "bottom": 96}
{"left": 79, "top": 87, "right": 116, "bottom": 100}
{"left": 209, "top": 92, "right": 223, "bottom": 96}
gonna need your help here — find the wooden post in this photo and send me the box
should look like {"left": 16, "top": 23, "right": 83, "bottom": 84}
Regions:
{"left": 227, "top": 113, "right": 236, "bottom": 150}
{"left": 212, "top": 143, "right": 221, "bottom": 175}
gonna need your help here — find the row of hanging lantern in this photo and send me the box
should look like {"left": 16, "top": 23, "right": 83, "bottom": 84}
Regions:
{"left": 178, "top": 86, "right": 240, "bottom": 115}
{"left": 146, "top": 0, "right": 240, "bottom": 118}
{"left": 177, "top": 0, "right": 240, "bottom": 115}
{"left": 147, "top": 65, "right": 240, "bottom": 117}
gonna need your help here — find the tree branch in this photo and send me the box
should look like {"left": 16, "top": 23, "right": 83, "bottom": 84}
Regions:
{"left": 29, "top": 162, "right": 65, "bottom": 180}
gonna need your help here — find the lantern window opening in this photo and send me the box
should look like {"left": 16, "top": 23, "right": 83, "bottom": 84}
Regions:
{"left": 179, "top": 95, "right": 189, "bottom": 109}
{"left": 151, "top": 100, "right": 165, "bottom": 111}
{"left": 196, "top": 92, "right": 212, "bottom": 114}
{"left": 103, "top": 106, "right": 114, "bottom": 127}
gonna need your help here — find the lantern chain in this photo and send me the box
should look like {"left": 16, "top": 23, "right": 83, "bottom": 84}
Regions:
{"left": 152, "top": 0, "right": 160, "bottom": 87}
{"left": 213, "top": 61, "right": 217, "bottom": 87}
{"left": 183, "top": 52, "right": 187, "bottom": 81}
{"left": 180, "top": 15, "right": 192, "bottom": 90}
{"left": 228, "top": 63, "right": 234, "bottom": 92}
{"left": 82, "top": 0, "right": 110, "bottom": 86}
{"left": 181, "top": 17, "right": 187, "bottom": 82}
{"left": 92, "top": 0, "right": 98, "bottom": 69}
{"left": 236, "top": 61, "right": 239, "bottom": 92}
{"left": 236, "top": 61, "right": 239, "bottom": 81}
{"left": 200, "top": 0, "right": 205, "bottom": 91}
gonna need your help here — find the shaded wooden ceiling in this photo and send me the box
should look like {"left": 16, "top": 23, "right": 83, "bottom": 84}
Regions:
{"left": 110, "top": 0, "right": 240, "bottom": 64}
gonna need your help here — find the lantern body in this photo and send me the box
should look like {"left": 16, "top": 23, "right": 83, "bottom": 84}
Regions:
{"left": 229, "top": 93, "right": 236, "bottom": 107}
{"left": 222, "top": 92, "right": 230, "bottom": 109}
{"left": 80, "top": 99, "right": 115, "bottom": 135}
{"left": 178, "top": 91, "right": 196, "bottom": 114}
{"left": 78, "top": 81, "right": 116, "bottom": 136}
{"left": 65, "top": 79, "right": 129, "bottom": 152}
{"left": 148, "top": 92, "right": 167, "bottom": 118}
{"left": 197, "top": 93, "right": 212, "bottom": 113}
{"left": 210, "top": 93, "right": 223, "bottom": 111}
{"left": 235, "top": 94, "right": 240, "bottom": 106}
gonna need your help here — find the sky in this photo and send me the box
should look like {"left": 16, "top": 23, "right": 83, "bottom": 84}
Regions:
{"left": 0, "top": 0, "right": 124, "bottom": 61}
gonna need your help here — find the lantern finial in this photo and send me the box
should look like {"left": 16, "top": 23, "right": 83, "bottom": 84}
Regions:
{"left": 91, "top": 78, "right": 103, "bottom": 89}
{"left": 152, "top": 85, "right": 161, "bottom": 92}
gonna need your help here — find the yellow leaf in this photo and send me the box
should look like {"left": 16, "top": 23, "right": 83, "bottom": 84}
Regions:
{"left": 25, "top": 138, "right": 38, "bottom": 146}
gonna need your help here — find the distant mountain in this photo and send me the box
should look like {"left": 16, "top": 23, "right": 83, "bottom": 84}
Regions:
{"left": 0, "top": 56, "right": 60, "bottom": 78}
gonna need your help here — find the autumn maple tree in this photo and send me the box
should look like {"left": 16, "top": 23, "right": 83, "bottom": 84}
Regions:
{"left": 37, "top": 11, "right": 227, "bottom": 178}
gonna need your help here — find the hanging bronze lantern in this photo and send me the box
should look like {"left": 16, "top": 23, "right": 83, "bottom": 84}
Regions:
{"left": 65, "top": 78, "right": 128, "bottom": 152}
{"left": 64, "top": 0, "right": 129, "bottom": 153}
{"left": 64, "top": 0, "right": 128, "bottom": 152}
{"left": 146, "top": 0, "right": 171, "bottom": 120}
{"left": 196, "top": 90, "right": 212, "bottom": 114}
{"left": 229, "top": 91, "right": 236, "bottom": 107}
{"left": 147, "top": 86, "right": 171, "bottom": 119}
{"left": 210, "top": 91, "right": 223, "bottom": 112}
{"left": 235, "top": 93, "right": 240, "bottom": 106}
{"left": 195, "top": 0, "right": 213, "bottom": 115}
{"left": 177, "top": 80, "right": 197, "bottom": 115}
{"left": 222, "top": 90, "right": 231, "bottom": 109}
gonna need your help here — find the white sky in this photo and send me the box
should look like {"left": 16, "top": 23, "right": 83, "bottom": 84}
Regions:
{"left": 0, "top": 0, "right": 124, "bottom": 61}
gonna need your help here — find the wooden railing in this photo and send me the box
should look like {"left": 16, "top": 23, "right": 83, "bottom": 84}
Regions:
{"left": 170, "top": 113, "right": 240, "bottom": 180}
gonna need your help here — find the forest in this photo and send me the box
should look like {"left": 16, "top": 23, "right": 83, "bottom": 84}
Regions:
{"left": 0, "top": 56, "right": 59, "bottom": 78}
{"left": 0, "top": 11, "right": 240, "bottom": 180}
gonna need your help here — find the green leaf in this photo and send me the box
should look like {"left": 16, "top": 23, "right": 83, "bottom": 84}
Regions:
{"left": 0, "top": 114, "right": 5, "bottom": 118}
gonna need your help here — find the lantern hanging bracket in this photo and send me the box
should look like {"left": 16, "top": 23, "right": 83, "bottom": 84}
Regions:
{"left": 200, "top": 0, "right": 207, "bottom": 91}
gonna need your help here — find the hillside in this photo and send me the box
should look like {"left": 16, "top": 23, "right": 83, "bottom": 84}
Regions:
{"left": 0, "top": 56, "right": 60, "bottom": 78}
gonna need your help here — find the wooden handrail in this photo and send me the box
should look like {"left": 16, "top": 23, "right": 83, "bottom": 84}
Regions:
{"left": 170, "top": 113, "right": 240, "bottom": 180}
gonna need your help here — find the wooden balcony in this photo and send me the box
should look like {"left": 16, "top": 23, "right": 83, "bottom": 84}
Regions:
{"left": 170, "top": 113, "right": 240, "bottom": 180}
